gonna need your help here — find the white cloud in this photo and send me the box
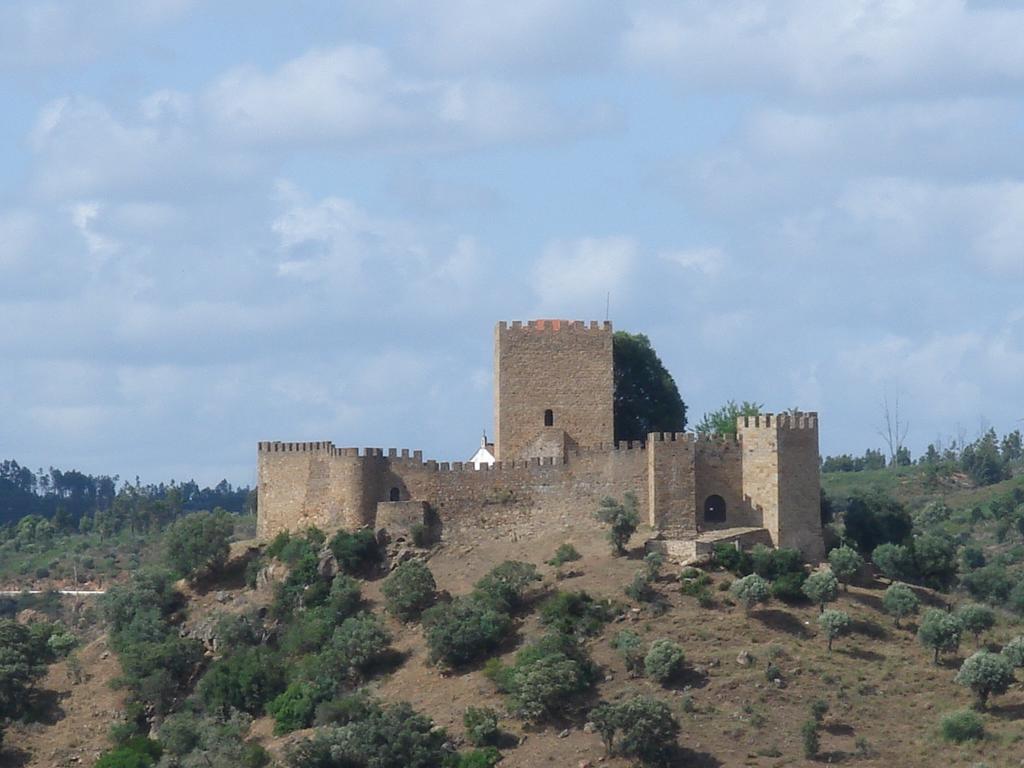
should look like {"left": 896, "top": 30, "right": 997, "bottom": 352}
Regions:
{"left": 625, "top": 0, "right": 1024, "bottom": 98}
{"left": 533, "top": 236, "right": 636, "bottom": 310}
{"left": 660, "top": 247, "right": 726, "bottom": 276}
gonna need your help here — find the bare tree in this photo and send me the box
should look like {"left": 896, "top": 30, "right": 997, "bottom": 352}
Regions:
{"left": 878, "top": 392, "right": 909, "bottom": 466}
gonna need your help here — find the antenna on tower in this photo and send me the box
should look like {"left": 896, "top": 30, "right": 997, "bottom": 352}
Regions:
{"left": 605, "top": 292, "right": 610, "bottom": 322}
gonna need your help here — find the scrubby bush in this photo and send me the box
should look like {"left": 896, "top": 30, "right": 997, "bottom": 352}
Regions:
{"left": 158, "top": 711, "right": 269, "bottom": 768}
{"left": 918, "top": 608, "right": 963, "bottom": 664}
{"left": 912, "top": 533, "right": 958, "bottom": 591}
{"left": 163, "top": 510, "right": 235, "bottom": 581}
{"left": 827, "top": 545, "right": 863, "bottom": 591}
{"left": 843, "top": 490, "right": 912, "bottom": 555}
{"left": 422, "top": 597, "right": 513, "bottom": 667}
{"left": 93, "top": 737, "right": 162, "bottom": 768}
{"left": 817, "top": 609, "right": 851, "bottom": 652}
{"left": 382, "top": 560, "right": 436, "bottom": 621}
{"left": 590, "top": 696, "right": 680, "bottom": 766}
{"left": 801, "top": 720, "right": 819, "bottom": 759}
{"left": 729, "top": 574, "right": 770, "bottom": 613}
{"left": 473, "top": 561, "right": 540, "bottom": 611}
{"left": 319, "top": 613, "right": 393, "bottom": 680}
{"left": 1002, "top": 635, "right": 1024, "bottom": 667}
{"left": 547, "top": 543, "right": 581, "bottom": 567}
{"left": 711, "top": 543, "right": 752, "bottom": 576}
{"left": 488, "top": 633, "right": 597, "bottom": 723}
{"left": 611, "top": 629, "right": 645, "bottom": 676}
{"left": 268, "top": 680, "right": 319, "bottom": 734}
{"left": 802, "top": 569, "right": 838, "bottom": 613}
{"left": 0, "top": 619, "right": 46, "bottom": 717}
{"left": 285, "top": 701, "right": 446, "bottom": 768}
{"left": 327, "top": 573, "right": 362, "bottom": 623}
{"left": 810, "top": 699, "right": 829, "bottom": 722}
{"left": 463, "top": 706, "right": 500, "bottom": 746}
{"left": 644, "top": 639, "right": 685, "bottom": 684}
{"left": 940, "top": 709, "right": 985, "bottom": 743}
{"left": 1009, "top": 579, "right": 1024, "bottom": 615}
{"left": 961, "top": 564, "right": 1014, "bottom": 603}
{"left": 872, "top": 542, "right": 913, "bottom": 582}
{"left": 594, "top": 493, "right": 640, "bottom": 555}
{"left": 882, "top": 582, "right": 919, "bottom": 628}
{"left": 957, "top": 603, "right": 996, "bottom": 644}
{"left": 539, "top": 590, "right": 616, "bottom": 637}
{"left": 199, "top": 646, "right": 286, "bottom": 717}
{"left": 625, "top": 570, "right": 658, "bottom": 604}
{"left": 454, "top": 747, "right": 502, "bottom": 768}
{"left": 328, "top": 528, "right": 381, "bottom": 576}
{"left": 313, "top": 691, "right": 376, "bottom": 727}
{"left": 955, "top": 651, "right": 1015, "bottom": 709}
{"left": 749, "top": 545, "right": 804, "bottom": 580}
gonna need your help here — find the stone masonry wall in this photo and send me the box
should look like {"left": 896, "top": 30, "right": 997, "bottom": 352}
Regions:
{"left": 776, "top": 416, "right": 826, "bottom": 561}
{"left": 694, "top": 438, "right": 758, "bottom": 530}
{"left": 647, "top": 433, "right": 696, "bottom": 536}
{"left": 494, "top": 320, "right": 614, "bottom": 461}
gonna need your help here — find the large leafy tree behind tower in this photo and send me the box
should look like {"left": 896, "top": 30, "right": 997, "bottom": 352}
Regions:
{"left": 612, "top": 331, "right": 687, "bottom": 442}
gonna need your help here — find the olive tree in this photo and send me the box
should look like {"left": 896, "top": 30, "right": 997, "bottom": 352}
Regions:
{"left": 643, "top": 639, "right": 684, "bottom": 685}
{"left": 1001, "top": 636, "right": 1024, "bottom": 668}
{"left": 817, "top": 609, "right": 851, "bottom": 652}
{"left": 382, "top": 560, "right": 436, "bottom": 622}
{"left": 957, "top": 603, "right": 996, "bottom": 646}
{"left": 594, "top": 493, "right": 640, "bottom": 556}
{"left": 729, "top": 574, "right": 770, "bottom": 614}
{"left": 802, "top": 569, "right": 839, "bottom": 613}
{"left": 918, "top": 608, "right": 963, "bottom": 664}
{"left": 882, "top": 582, "right": 919, "bottom": 628}
{"left": 827, "top": 545, "right": 863, "bottom": 592}
{"left": 954, "top": 651, "right": 1016, "bottom": 709}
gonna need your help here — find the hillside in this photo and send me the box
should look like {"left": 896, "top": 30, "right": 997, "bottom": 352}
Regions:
{"left": 4, "top": 477, "right": 1024, "bottom": 768}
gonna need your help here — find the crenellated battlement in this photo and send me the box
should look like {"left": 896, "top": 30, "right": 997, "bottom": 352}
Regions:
{"left": 258, "top": 441, "right": 338, "bottom": 453}
{"left": 497, "top": 319, "right": 612, "bottom": 333}
{"left": 738, "top": 412, "right": 818, "bottom": 430}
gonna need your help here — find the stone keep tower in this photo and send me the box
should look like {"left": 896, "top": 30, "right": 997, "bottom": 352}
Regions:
{"left": 494, "top": 320, "right": 614, "bottom": 461}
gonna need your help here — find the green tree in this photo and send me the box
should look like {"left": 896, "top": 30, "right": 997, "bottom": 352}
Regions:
{"left": 801, "top": 720, "right": 820, "bottom": 759}
{"left": 463, "top": 706, "right": 500, "bottom": 747}
{"left": 827, "top": 545, "right": 863, "bottom": 592}
{"left": 612, "top": 331, "right": 687, "bottom": 442}
{"left": 199, "top": 646, "right": 285, "bottom": 717}
{"left": 327, "top": 573, "right": 362, "bottom": 623}
{"left": 918, "top": 608, "right": 963, "bottom": 664}
{"left": 871, "top": 543, "right": 913, "bottom": 582}
{"left": 957, "top": 603, "right": 996, "bottom": 645}
{"left": 473, "top": 561, "right": 540, "bottom": 612}
{"left": 422, "top": 597, "right": 513, "bottom": 667}
{"left": 1001, "top": 636, "right": 1024, "bottom": 668}
{"left": 594, "top": 493, "right": 640, "bottom": 555}
{"left": 912, "top": 533, "right": 958, "bottom": 591}
{"left": 802, "top": 569, "right": 839, "bottom": 613}
{"left": 954, "top": 650, "right": 1015, "bottom": 709}
{"left": 593, "top": 695, "right": 680, "bottom": 766}
{"left": 817, "top": 609, "right": 851, "bottom": 652}
{"left": 319, "top": 613, "right": 393, "bottom": 681}
{"left": 0, "top": 620, "right": 46, "bottom": 717}
{"left": 611, "top": 629, "right": 645, "bottom": 676}
{"left": 644, "top": 639, "right": 685, "bottom": 684}
{"left": 495, "top": 634, "right": 596, "bottom": 723}
{"left": 939, "top": 709, "right": 984, "bottom": 743}
{"left": 695, "top": 400, "right": 763, "bottom": 437}
{"left": 268, "top": 680, "right": 319, "bottom": 734}
{"left": 382, "top": 560, "right": 437, "bottom": 622}
{"left": 843, "top": 491, "right": 912, "bottom": 555}
{"left": 163, "top": 510, "right": 235, "bottom": 581}
{"left": 729, "top": 574, "right": 771, "bottom": 613}
{"left": 882, "top": 582, "right": 919, "bottom": 628}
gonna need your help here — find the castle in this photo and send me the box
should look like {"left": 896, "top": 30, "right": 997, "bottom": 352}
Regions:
{"left": 257, "top": 320, "right": 825, "bottom": 562}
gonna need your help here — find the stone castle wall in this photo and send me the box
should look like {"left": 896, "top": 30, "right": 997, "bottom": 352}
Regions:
{"left": 494, "top": 320, "right": 614, "bottom": 461}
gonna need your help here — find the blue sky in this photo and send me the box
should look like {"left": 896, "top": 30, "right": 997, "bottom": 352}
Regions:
{"left": 2, "top": 0, "right": 1023, "bottom": 486}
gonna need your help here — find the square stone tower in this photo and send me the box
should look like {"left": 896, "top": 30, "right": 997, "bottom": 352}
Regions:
{"left": 494, "top": 320, "right": 614, "bottom": 461}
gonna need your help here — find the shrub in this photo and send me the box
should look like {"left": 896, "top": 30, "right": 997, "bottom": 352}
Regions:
{"left": 163, "top": 510, "right": 235, "bottom": 581}
{"left": 912, "top": 533, "right": 958, "bottom": 591}
{"left": 268, "top": 680, "right": 319, "bottom": 734}
{"left": 422, "top": 597, "right": 513, "bottom": 667}
{"left": 382, "top": 560, "right": 437, "bottom": 622}
{"left": 729, "top": 574, "right": 770, "bottom": 613}
{"left": 328, "top": 529, "right": 381, "bottom": 576}
{"left": 327, "top": 574, "right": 362, "bottom": 623}
{"left": 455, "top": 747, "right": 502, "bottom": 768}
{"left": 940, "top": 709, "right": 985, "bottom": 742}
{"left": 539, "top": 590, "right": 616, "bottom": 637}
{"left": 497, "top": 633, "right": 596, "bottom": 723}
{"left": 817, "top": 609, "right": 851, "bottom": 652}
{"left": 591, "top": 696, "right": 680, "bottom": 766}
{"left": 594, "top": 493, "right": 640, "bottom": 555}
{"left": 320, "top": 613, "right": 393, "bottom": 680}
{"left": 1002, "top": 635, "right": 1024, "bottom": 667}
{"left": 750, "top": 545, "right": 804, "bottom": 580}
{"left": 611, "top": 629, "right": 645, "bottom": 676}
{"left": 625, "top": 570, "right": 658, "bottom": 604}
{"left": 1010, "top": 579, "right": 1024, "bottom": 615}
{"left": 644, "top": 639, "right": 685, "bottom": 684}
{"left": 199, "top": 647, "right": 286, "bottom": 717}
{"left": 827, "top": 545, "right": 864, "bottom": 591}
{"left": 961, "top": 564, "right": 1014, "bottom": 603}
{"left": 810, "top": 699, "right": 829, "bottom": 722}
{"left": 917, "top": 608, "right": 963, "bottom": 664}
{"left": 802, "top": 569, "right": 838, "bottom": 612}
{"left": 882, "top": 582, "right": 919, "bottom": 628}
{"left": 94, "top": 737, "right": 162, "bottom": 768}
{"left": 313, "top": 691, "right": 376, "bottom": 727}
{"left": 801, "top": 720, "right": 819, "bottom": 759}
{"left": 473, "top": 561, "right": 540, "bottom": 611}
{"left": 547, "top": 543, "right": 581, "bottom": 567}
{"left": 285, "top": 701, "right": 446, "bottom": 768}
{"left": 872, "top": 542, "right": 913, "bottom": 582}
{"left": 843, "top": 490, "right": 912, "bottom": 554}
{"left": 463, "top": 706, "right": 500, "bottom": 746}
{"left": 954, "top": 650, "right": 1015, "bottom": 709}
{"left": 957, "top": 603, "right": 996, "bottom": 644}
{"left": 711, "top": 543, "right": 751, "bottom": 576}
{"left": 770, "top": 571, "right": 807, "bottom": 603}
{"left": 643, "top": 551, "right": 665, "bottom": 580}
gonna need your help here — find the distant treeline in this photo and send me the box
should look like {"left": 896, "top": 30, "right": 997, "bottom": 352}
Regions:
{"left": 0, "top": 458, "right": 252, "bottom": 532}
{"left": 822, "top": 428, "right": 1023, "bottom": 487}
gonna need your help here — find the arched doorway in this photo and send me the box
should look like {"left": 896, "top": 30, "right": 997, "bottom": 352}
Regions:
{"left": 704, "top": 494, "right": 727, "bottom": 524}
{"left": 389, "top": 487, "right": 401, "bottom": 502}
{"left": 544, "top": 409, "right": 554, "bottom": 427}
